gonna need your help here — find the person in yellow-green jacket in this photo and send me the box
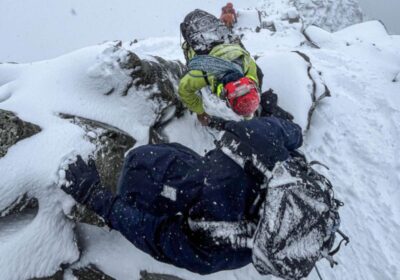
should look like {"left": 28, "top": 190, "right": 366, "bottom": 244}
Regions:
{"left": 179, "top": 9, "right": 262, "bottom": 126}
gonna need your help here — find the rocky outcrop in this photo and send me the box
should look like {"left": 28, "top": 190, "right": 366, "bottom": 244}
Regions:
{"left": 60, "top": 113, "right": 136, "bottom": 193}
{"left": 58, "top": 113, "right": 136, "bottom": 226}
{"left": 92, "top": 44, "right": 187, "bottom": 143}
{"left": 0, "top": 193, "right": 38, "bottom": 218}
{"left": 0, "top": 109, "right": 41, "bottom": 158}
{"left": 0, "top": 110, "right": 41, "bottom": 217}
{"left": 133, "top": 55, "right": 187, "bottom": 143}
{"left": 292, "top": 51, "right": 331, "bottom": 130}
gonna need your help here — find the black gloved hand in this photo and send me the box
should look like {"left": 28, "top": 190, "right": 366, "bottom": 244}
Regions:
{"left": 259, "top": 90, "right": 294, "bottom": 121}
{"left": 61, "top": 155, "right": 101, "bottom": 205}
{"left": 208, "top": 116, "right": 228, "bottom": 131}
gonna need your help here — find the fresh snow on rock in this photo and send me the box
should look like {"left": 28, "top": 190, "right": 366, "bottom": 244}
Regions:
{"left": 292, "top": 0, "right": 363, "bottom": 31}
{"left": 0, "top": 1, "right": 400, "bottom": 280}
{"left": 257, "top": 0, "right": 363, "bottom": 32}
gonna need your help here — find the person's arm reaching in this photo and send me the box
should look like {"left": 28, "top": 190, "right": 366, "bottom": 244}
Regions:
{"left": 267, "top": 117, "right": 303, "bottom": 151}
{"left": 244, "top": 57, "right": 259, "bottom": 87}
{"left": 178, "top": 70, "right": 208, "bottom": 114}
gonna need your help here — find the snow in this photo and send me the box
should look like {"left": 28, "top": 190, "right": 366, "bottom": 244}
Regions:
{"left": 257, "top": 52, "right": 313, "bottom": 129}
{"left": 1, "top": 1, "right": 400, "bottom": 280}
{"left": 235, "top": 9, "right": 261, "bottom": 31}
{"left": 0, "top": 42, "right": 182, "bottom": 279}
{"left": 161, "top": 185, "right": 177, "bottom": 202}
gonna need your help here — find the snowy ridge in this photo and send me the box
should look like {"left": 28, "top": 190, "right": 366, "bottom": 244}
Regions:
{"left": 0, "top": 1, "right": 400, "bottom": 280}
{"left": 301, "top": 21, "right": 400, "bottom": 279}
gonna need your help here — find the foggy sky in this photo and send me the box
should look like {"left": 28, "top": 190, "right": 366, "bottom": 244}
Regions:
{"left": 358, "top": 0, "right": 400, "bottom": 34}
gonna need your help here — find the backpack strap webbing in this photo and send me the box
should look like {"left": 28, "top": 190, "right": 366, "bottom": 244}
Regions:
{"left": 202, "top": 71, "right": 210, "bottom": 86}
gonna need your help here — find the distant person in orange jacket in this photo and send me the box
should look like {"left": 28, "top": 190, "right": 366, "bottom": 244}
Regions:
{"left": 220, "top": 2, "right": 237, "bottom": 29}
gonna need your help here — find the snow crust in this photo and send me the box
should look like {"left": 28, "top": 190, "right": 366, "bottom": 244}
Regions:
{"left": 0, "top": 1, "right": 400, "bottom": 280}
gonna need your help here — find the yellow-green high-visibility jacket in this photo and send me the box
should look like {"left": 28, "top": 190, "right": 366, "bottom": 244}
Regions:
{"left": 178, "top": 43, "right": 259, "bottom": 114}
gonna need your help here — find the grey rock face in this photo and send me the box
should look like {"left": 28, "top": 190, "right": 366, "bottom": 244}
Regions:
{"left": 94, "top": 44, "right": 187, "bottom": 143}
{"left": 71, "top": 265, "right": 116, "bottom": 280}
{"left": 60, "top": 113, "right": 136, "bottom": 193}
{"left": 0, "top": 193, "right": 38, "bottom": 218}
{"left": 59, "top": 113, "right": 136, "bottom": 226}
{"left": 0, "top": 109, "right": 41, "bottom": 158}
{"left": 131, "top": 55, "right": 187, "bottom": 143}
{"left": 97, "top": 44, "right": 186, "bottom": 112}
{"left": 0, "top": 110, "right": 41, "bottom": 217}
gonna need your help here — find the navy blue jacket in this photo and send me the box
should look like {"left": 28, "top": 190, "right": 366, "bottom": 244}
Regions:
{"left": 84, "top": 117, "right": 303, "bottom": 274}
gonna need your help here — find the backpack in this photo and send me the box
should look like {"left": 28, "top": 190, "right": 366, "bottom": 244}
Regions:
{"left": 187, "top": 55, "right": 244, "bottom": 86}
{"left": 180, "top": 9, "right": 231, "bottom": 55}
{"left": 252, "top": 153, "right": 348, "bottom": 280}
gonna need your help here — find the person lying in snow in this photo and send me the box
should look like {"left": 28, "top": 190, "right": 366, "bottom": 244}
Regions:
{"left": 179, "top": 9, "right": 262, "bottom": 125}
{"left": 60, "top": 116, "right": 345, "bottom": 279}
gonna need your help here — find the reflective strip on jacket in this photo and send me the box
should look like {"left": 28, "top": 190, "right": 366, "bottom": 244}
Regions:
{"left": 178, "top": 43, "right": 259, "bottom": 114}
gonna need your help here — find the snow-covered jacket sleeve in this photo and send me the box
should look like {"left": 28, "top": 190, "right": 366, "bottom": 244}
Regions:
{"left": 245, "top": 57, "right": 259, "bottom": 85}
{"left": 178, "top": 70, "right": 208, "bottom": 114}
{"left": 220, "top": 117, "right": 303, "bottom": 169}
{"left": 268, "top": 117, "right": 303, "bottom": 151}
{"left": 83, "top": 188, "right": 250, "bottom": 274}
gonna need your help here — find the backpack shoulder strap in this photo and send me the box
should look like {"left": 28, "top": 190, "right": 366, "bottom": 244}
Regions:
{"left": 202, "top": 71, "right": 210, "bottom": 86}
{"left": 188, "top": 55, "right": 244, "bottom": 82}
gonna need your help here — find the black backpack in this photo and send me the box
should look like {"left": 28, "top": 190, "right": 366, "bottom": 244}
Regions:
{"left": 180, "top": 9, "right": 231, "bottom": 55}
{"left": 252, "top": 153, "right": 348, "bottom": 280}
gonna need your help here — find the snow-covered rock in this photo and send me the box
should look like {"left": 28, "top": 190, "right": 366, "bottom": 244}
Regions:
{"left": 257, "top": 0, "right": 363, "bottom": 32}
{"left": 293, "top": 0, "right": 363, "bottom": 31}
{"left": 60, "top": 114, "right": 136, "bottom": 192}
{"left": 257, "top": 51, "right": 330, "bottom": 130}
{"left": 0, "top": 109, "right": 41, "bottom": 158}
{"left": 0, "top": 42, "right": 187, "bottom": 280}
{"left": 235, "top": 9, "right": 262, "bottom": 31}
